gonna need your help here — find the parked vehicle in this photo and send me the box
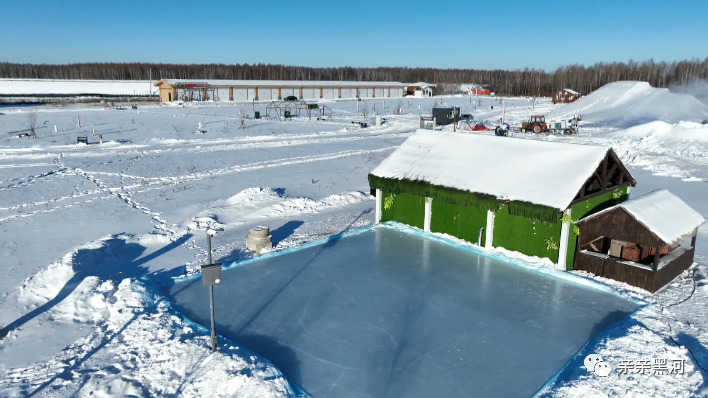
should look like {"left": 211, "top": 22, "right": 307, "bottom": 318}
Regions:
{"left": 284, "top": 95, "right": 298, "bottom": 101}
{"left": 521, "top": 115, "right": 548, "bottom": 134}
{"left": 545, "top": 118, "right": 579, "bottom": 135}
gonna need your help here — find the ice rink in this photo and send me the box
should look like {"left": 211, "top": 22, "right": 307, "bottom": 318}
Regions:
{"left": 164, "top": 225, "right": 639, "bottom": 397}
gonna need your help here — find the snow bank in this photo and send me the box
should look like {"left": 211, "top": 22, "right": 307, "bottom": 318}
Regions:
{"left": 371, "top": 130, "right": 611, "bottom": 210}
{"left": 0, "top": 78, "right": 155, "bottom": 95}
{"left": 548, "top": 81, "right": 708, "bottom": 127}
{"left": 596, "top": 120, "right": 708, "bottom": 180}
{"left": 610, "top": 120, "right": 708, "bottom": 143}
{"left": 0, "top": 239, "right": 297, "bottom": 397}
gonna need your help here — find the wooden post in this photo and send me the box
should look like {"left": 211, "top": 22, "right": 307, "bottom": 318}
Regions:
{"left": 652, "top": 247, "right": 660, "bottom": 272}
{"left": 424, "top": 198, "right": 432, "bottom": 232}
{"left": 375, "top": 189, "right": 382, "bottom": 224}
{"left": 485, "top": 210, "right": 495, "bottom": 249}
{"left": 558, "top": 209, "right": 572, "bottom": 270}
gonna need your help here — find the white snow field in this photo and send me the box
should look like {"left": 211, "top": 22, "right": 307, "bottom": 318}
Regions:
{"left": 0, "top": 82, "right": 706, "bottom": 397}
{"left": 0, "top": 78, "right": 156, "bottom": 96}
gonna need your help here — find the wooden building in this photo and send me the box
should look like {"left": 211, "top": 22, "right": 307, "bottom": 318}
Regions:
{"left": 404, "top": 82, "right": 435, "bottom": 97}
{"left": 553, "top": 89, "right": 581, "bottom": 104}
{"left": 369, "top": 130, "right": 635, "bottom": 270}
{"left": 153, "top": 79, "right": 407, "bottom": 103}
{"left": 574, "top": 190, "right": 704, "bottom": 292}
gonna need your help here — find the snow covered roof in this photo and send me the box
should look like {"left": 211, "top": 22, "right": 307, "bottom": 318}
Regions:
{"left": 578, "top": 189, "right": 705, "bottom": 245}
{"left": 563, "top": 88, "right": 580, "bottom": 95}
{"left": 370, "top": 130, "right": 618, "bottom": 210}
{"left": 156, "top": 79, "right": 406, "bottom": 87}
{"left": 406, "top": 82, "right": 437, "bottom": 88}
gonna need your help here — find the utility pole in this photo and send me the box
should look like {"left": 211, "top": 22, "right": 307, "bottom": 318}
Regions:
{"left": 207, "top": 231, "right": 216, "bottom": 352}
{"left": 149, "top": 67, "right": 152, "bottom": 98}
{"left": 201, "top": 228, "right": 223, "bottom": 353}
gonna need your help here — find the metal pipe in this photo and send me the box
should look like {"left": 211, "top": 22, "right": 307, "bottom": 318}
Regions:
{"left": 207, "top": 232, "right": 217, "bottom": 353}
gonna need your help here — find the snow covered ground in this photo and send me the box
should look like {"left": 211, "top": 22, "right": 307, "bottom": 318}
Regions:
{"left": 0, "top": 82, "right": 707, "bottom": 396}
{"left": 0, "top": 78, "right": 156, "bottom": 96}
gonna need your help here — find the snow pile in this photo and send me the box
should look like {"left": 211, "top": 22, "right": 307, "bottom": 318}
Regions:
{"left": 371, "top": 130, "right": 611, "bottom": 210}
{"left": 0, "top": 240, "right": 295, "bottom": 397}
{"left": 0, "top": 78, "right": 155, "bottom": 96}
{"left": 610, "top": 120, "right": 708, "bottom": 143}
{"left": 549, "top": 81, "right": 708, "bottom": 127}
{"left": 592, "top": 120, "right": 708, "bottom": 180}
{"left": 189, "top": 187, "right": 371, "bottom": 228}
{"left": 582, "top": 189, "right": 704, "bottom": 245}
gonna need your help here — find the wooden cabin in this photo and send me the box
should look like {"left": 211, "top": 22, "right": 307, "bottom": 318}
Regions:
{"left": 574, "top": 190, "right": 704, "bottom": 292}
{"left": 553, "top": 89, "right": 581, "bottom": 104}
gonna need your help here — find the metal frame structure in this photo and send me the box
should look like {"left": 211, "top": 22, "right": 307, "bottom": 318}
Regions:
{"left": 265, "top": 100, "right": 333, "bottom": 120}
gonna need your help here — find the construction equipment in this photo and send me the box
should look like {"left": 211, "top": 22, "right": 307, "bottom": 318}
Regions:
{"left": 545, "top": 118, "right": 579, "bottom": 135}
{"left": 521, "top": 115, "right": 548, "bottom": 134}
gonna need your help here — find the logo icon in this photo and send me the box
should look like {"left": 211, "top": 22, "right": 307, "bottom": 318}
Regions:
{"left": 584, "top": 354, "right": 611, "bottom": 377}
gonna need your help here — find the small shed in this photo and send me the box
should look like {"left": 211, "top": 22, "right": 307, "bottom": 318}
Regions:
{"left": 432, "top": 107, "right": 460, "bottom": 125}
{"left": 575, "top": 190, "right": 704, "bottom": 292}
{"left": 553, "top": 89, "right": 581, "bottom": 104}
{"left": 405, "top": 82, "right": 435, "bottom": 97}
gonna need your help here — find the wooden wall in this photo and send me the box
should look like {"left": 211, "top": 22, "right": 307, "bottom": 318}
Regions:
{"left": 577, "top": 207, "right": 663, "bottom": 248}
{"left": 575, "top": 247, "right": 695, "bottom": 292}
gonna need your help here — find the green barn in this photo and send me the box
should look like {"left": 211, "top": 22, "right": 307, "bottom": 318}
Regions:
{"left": 369, "top": 130, "right": 635, "bottom": 269}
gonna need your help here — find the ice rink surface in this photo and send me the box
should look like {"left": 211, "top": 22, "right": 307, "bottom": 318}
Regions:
{"left": 165, "top": 226, "right": 638, "bottom": 398}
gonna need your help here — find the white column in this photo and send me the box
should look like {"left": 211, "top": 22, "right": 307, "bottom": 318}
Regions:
{"left": 375, "top": 189, "right": 382, "bottom": 224}
{"left": 558, "top": 208, "right": 572, "bottom": 270}
{"left": 424, "top": 197, "right": 432, "bottom": 232}
{"left": 485, "top": 210, "right": 495, "bottom": 248}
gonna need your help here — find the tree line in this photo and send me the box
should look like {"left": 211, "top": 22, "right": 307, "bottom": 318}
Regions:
{"left": 0, "top": 57, "right": 706, "bottom": 96}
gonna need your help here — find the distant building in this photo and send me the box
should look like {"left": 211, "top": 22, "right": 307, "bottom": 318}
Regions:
{"left": 153, "top": 79, "right": 407, "bottom": 102}
{"left": 553, "top": 89, "right": 581, "bottom": 104}
{"left": 459, "top": 84, "right": 491, "bottom": 96}
{"left": 404, "top": 82, "right": 435, "bottom": 97}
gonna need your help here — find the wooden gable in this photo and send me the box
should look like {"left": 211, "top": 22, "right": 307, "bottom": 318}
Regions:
{"left": 570, "top": 149, "right": 636, "bottom": 205}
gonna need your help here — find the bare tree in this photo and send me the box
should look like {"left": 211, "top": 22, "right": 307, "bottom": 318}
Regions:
{"left": 27, "top": 111, "right": 37, "bottom": 138}
{"left": 395, "top": 99, "right": 403, "bottom": 115}
{"left": 1, "top": 57, "right": 707, "bottom": 97}
{"left": 360, "top": 102, "right": 369, "bottom": 119}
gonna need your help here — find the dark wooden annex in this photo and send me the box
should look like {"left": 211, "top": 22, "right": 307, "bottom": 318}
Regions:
{"left": 574, "top": 194, "right": 700, "bottom": 292}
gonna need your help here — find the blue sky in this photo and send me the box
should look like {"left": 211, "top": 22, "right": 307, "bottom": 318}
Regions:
{"left": 1, "top": 0, "right": 706, "bottom": 71}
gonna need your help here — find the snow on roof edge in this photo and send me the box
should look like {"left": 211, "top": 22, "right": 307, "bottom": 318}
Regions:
{"left": 577, "top": 189, "right": 705, "bottom": 245}
{"left": 157, "top": 79, "right": 407, "bottom": 87}
{"left": 370, "top": 130, "right": 615, "bottom": 211}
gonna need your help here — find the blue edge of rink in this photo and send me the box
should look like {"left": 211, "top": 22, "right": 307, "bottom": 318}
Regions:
{"left": 158, "top": 221, "right": 648, "bottom": 397}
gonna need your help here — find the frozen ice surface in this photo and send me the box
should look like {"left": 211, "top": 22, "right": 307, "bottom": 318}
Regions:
{"left": 163, "top": 226, "right": 639, "bottom": 398}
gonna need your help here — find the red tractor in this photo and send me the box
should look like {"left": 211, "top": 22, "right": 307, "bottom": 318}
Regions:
{"left": 521, "top": 115, "right": 548, "bottom": 134}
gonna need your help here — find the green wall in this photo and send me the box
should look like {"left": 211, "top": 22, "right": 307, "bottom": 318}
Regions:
{"left": 493, "top": 204, "right": 563, "bottom": 264}
{"left": 380, "top": 191, "right": 425, "bottom": 229}
{"left": 378, "top": 185, "right": 631, "bottom": 270}
{"left": 564, "top": 186, "right": 630, "bottom": 269}
{"left": 430, "top": 200, "right": 487, "bottom": 244}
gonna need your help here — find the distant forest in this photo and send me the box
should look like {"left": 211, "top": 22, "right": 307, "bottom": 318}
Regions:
{"left": 1, "top": 58, "right": 707, "bottom": 96}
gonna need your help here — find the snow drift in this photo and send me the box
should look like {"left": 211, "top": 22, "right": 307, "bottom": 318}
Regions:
{"left": 548, "top": 81, "right": 708, "bottom": 127}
